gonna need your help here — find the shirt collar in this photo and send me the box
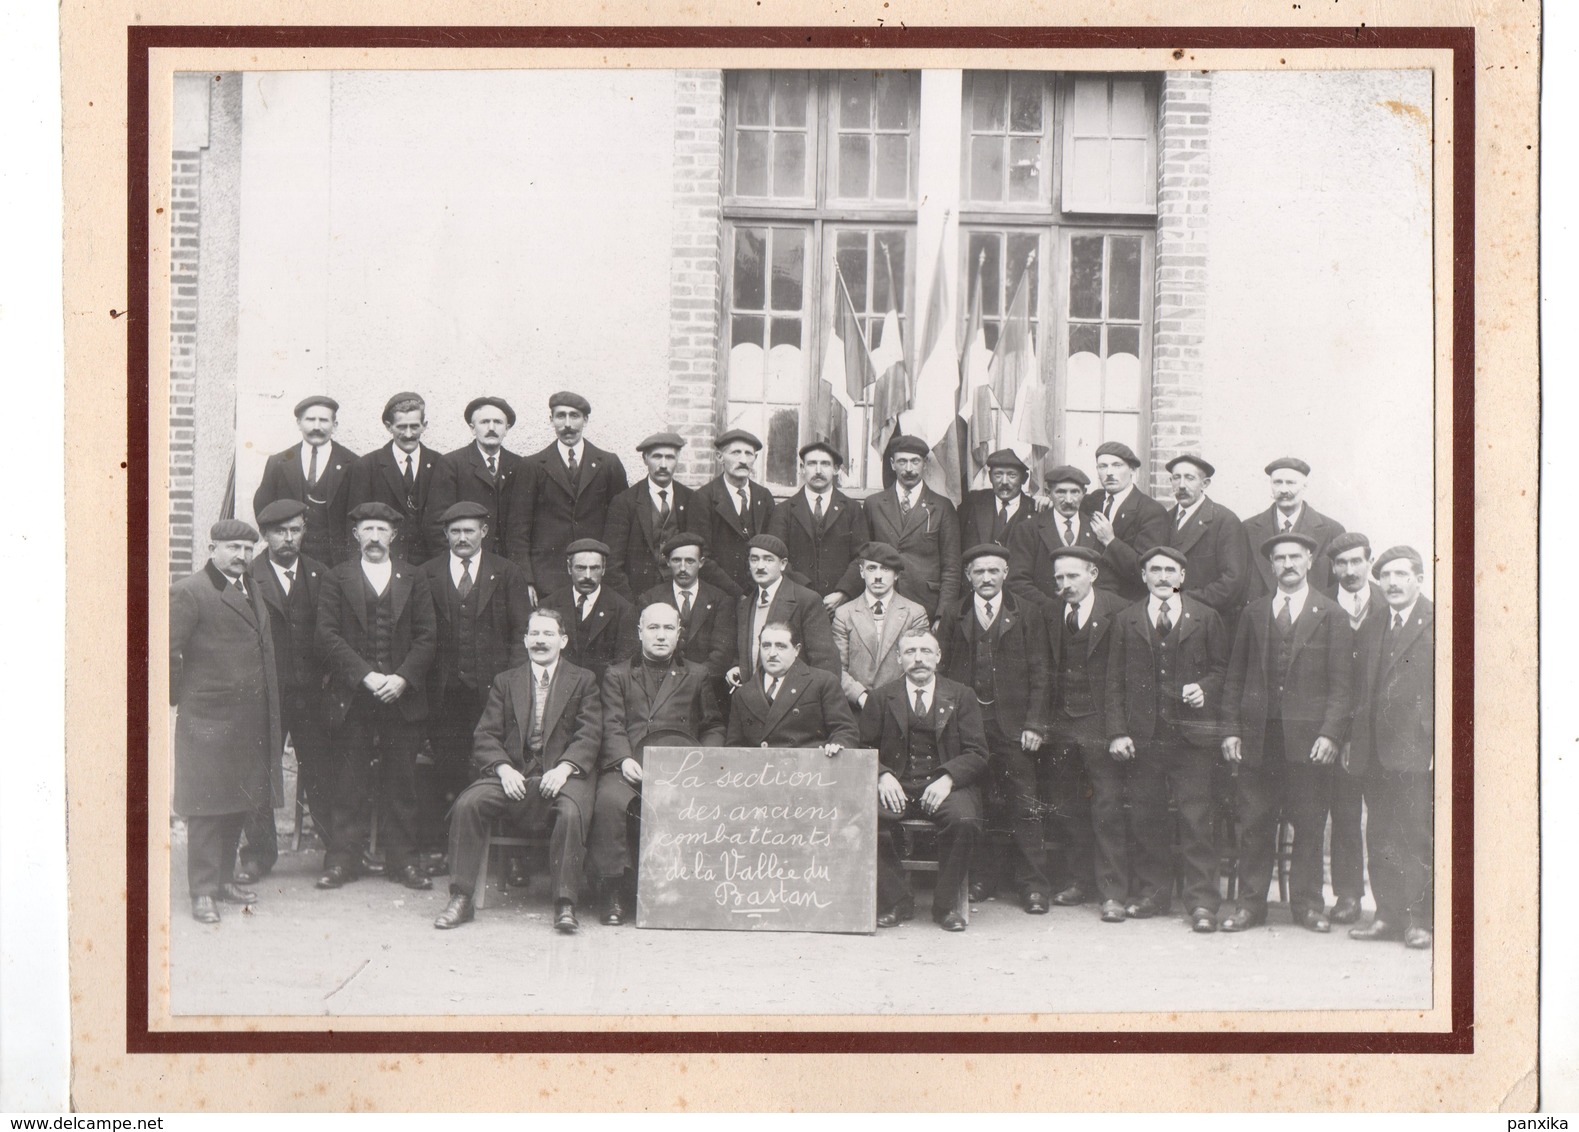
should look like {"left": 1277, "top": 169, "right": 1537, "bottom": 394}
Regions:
{"left": 975, "top": 592, "right": 1001, "bottom": 618}
{"left": 1274, "top": 501, "right": 1305, "bottom": 527}
{"left": 1105, "top": 483, "right": 1134, "bottom": 509}
{"left": 998, "top": 494, "right": 1022, "bottom": 516}
{"left": 476, "top": 442, "right": 501, "bottom": 463}
{"left": 648, "top": 479, "right": 673, "bottom": 505}
{"left": 904, "top": 675, "right": 936, "bottom": 698}
{"left": 1175, "top": 496, "right": 1207, "bottom": 524}
{"left": 1273, "top": 584, "right": 1310, "bottom": 621}
{"left": 673, "top": 581, "right": 697, "bottom": 601}
{"left": 271, "top": 557, "right": 299, "bottom": 584}
{"left": 1389, "top": 599, "right": 1419, "bottom": 628}
{"left": 757, "top": 578, "right": 782, "bottom": 603}
{"left": 1147, "top": 592, "right": 1178, "bottom": 619}
{"left": 804, "top": 485, "right": 831, "bottom": 508}
{"left": 865, "top": 590, "right": 890, "bottom": 611}
{"left": 575, "top": 585, "right": 601, "bottom": 608}
{"left": 361, "top": 557, "right": 393, "bottom": 586}
{"left": 450, "top": 552, "right": 479, "bottom": 584}
{"left": 389, "top": 441, "right": 418, "bottom": 467}
{"left": 559, "top": 440, "right": 583, "bottom": 464}
{"left": 1071, "top": 589, "right": 1095, "bottom": 624}
{"left": 531, "top": 659, "right": 558, "bottom": 684}
{"left": 1338, "top": 585, "right": 1370, "bottom": 616}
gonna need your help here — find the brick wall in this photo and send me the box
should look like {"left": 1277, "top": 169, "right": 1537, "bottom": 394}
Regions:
{"left": 1148, "top": 70, "right": 1211, "bottom": 497}
{"left": 169, "top": 150, "right": 202, "bottom": 582}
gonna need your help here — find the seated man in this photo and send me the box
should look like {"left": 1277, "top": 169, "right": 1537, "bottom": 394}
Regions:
{"left": 725, "top": 621, "right": 859, "bottom": 749}
{"left": 590, "top": 602, "right": 726, "bottom": 926}
{"left": 861, "top": 628, "right": 991, "bottom": 932}
{"left": 434, "top": 608, "right": 603, "bottom": 934}
{"left": 831, "top": 541, "right": 929, "bottom": 710}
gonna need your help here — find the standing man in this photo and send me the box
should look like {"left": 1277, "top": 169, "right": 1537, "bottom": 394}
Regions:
{"left": 169, "top": 519, "right": 282, "bottom": 923}
{"left": 1009, "top": 464, "right": 1104, "bottom": 615}
{"left": 725, "top": 534, "right": 840, "bottom": 686}
{"left": 832, "top": 542, "right": 929, "bottom": 711}
{"left": 861, "top": 629, "right": 991, "bottom": 932}
{"left": 1346, "top": 546, "right": 1435, "bottom": 950}
{"left": 544, "top": 538, "right": 638, "bottom": 684}
{"left": 766, "top": 440, "right": 868, "bottom": 610}
{"left": 434, "top": 608, "right": 602, "bottom": 934}
{"left": 725, "top": 621, "right": 859, "bottom": 749}
{"left": 506, "top": 391, "right": 629, "bottom": 602}
{"left": 638, "top": 532, "right": 737, "bottom": 684}
{"left": 960, "top": 448, "right": 1037, "bottom": 551}
{"left": 345, "top": 392, "right": 444, "bottom": 565}
{"left": 590, "top": 602, "right": 727, "bottom": 926}
{"left": 251, "top": 395, "right": 357, "bottom": 566}
{"left": 604, "top": 431, "right": 699, "bottom": 601}
{"left": 425, "top": 397, "right": 523, "bottom": 557}
{"left": 1163, "top": 454, "right": 1251, "bottom": 619}
{"left": 1241, "top": 457, "right": 1347, "bottom": 599}
{"left": 941, "top": 544, "right": 1052, "bottom": 913}
{"left": 691, "top": 428, "right": 772, "bottom": 597}
{"left": 1105, "top": 547, "right": 1230, "bottom": 932}
{"left": 1219, "top": 534, "right": 1354, "bottom": 933}
{"left": 1080, "top": 441, "right": 1172, "bottom": 603}
{"left": 314, "top": 501, "right": 438, "bottom": 892}
{"left": 863, "top": 435, "right": 962, "bottom": 629}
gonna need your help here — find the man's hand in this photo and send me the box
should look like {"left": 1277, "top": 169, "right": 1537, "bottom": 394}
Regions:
{"left": 1109, "top": 736, "right": 1136, "bottom": 761}
{"left": 1181, "top": 682, "right": 1204, "bottom": 709}
{"left": 822, "top": 743, "right": 843, "bottom": 758}
{"left": 823, "top": 591, "right": 848, "bottom": 612}
{"left": 526, "top": 585, "right": 539, "bottom": 606}
{"left": 362, "top": 672, "right": 388, "bottom": 695}
{"left": 620, "top": 757, "right": 643, "bottom": 786}
{"left": 724, "top": 665, "right": 743, "bottom": 689}
{"left": 497, "top": 763, "right": 529, "bottom": 801}
{"left": 1340, "top": 741, "right": 1352, "bottom": 773}
{"left": 1309, "top": 735, "right": 1339, "bottom": 766}
{"left": 1221, "top": 735, "right": 1243, "bottom": 764}
{"left": 877, "top": 772, "right": 908, "bottom": 815}
{"left": 539, "top": 762, "right": 574, "bottom": 798}
{"left": 919, "top": 774, "right": 954, "bottom": 814}
{"left": 381, "top": 674, "right": 409, "bottom": 702}
{"left": 930, "top": 617, "right": 944, "bottom": 636}
{"left": 1020, "top": 729, "right": 1045, "bottom": 752}
{"left": 857, "top": 691, "right": 869, "bottom": 709}
{"left": 1088, "top": 511, "right": 1115, "bottom": 546}
{"left": 1032, "top": 492, "right": 1054, "bottom": 511}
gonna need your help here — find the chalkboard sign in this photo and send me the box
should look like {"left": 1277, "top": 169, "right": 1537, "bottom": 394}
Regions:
{"left": 635, "top": 746, "right": 879, "bottom": 934}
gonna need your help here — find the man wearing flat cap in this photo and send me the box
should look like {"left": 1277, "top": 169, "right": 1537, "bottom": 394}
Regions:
{"left": 1080, "top": 441, "right": 1173, "bottom": 603}
{"left": 544, "top": 538, "right": 638, "bottom": 684}
{"left": 1163, "top": 454, "right": 1251, "bottom": 618}
{"left": 637, "top": 532, "right": 737, "bottom": 685}
{"left": 252, "top": 394, "right": 357, "bottom": 566}
{"left": 1241, "top": 458, "right": 1347, "bottom": 600}
{"left": 863, "top": 434, "right": 962, "bottom": 630}
{"left": 961, "top": 448, "right": 1036, "bottom": 552}
{"left": 1219, "top": 533, "right": 1353, "bottom": 934}
{"left": 832, "top": 541, "right": 929, "bottom": 710}
{"left": 725, "top": 534, "right": 840, "bottom": 688}
{"left": 314, "top": 500, "right": 438, "bottom": 892}
{"left": 766, "top": 440, "right": 869, "bottom": 610}
{"left": 506, "top": 391, "right": 629, "bottom": 602}
{"left": 603, "top": 432, "right": 712, "bottom": 601}
{"left": 345, "top": 392, "right": 444, "bottom": 565}
{"left": 693, "top": 428, "right": 774, "bottom": 597}
{"left": 424, "top": 397, "right": 524, "bottom": 558}
{"left": 170, "top": 519, "right": 282, "bottom": 923}
{"left": 1009, "top": 463, "right": 1105, "bottom": 615}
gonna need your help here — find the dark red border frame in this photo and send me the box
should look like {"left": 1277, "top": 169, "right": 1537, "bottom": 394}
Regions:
{"left": 125, "top": 24, "right": 1474, "bottom": 1056}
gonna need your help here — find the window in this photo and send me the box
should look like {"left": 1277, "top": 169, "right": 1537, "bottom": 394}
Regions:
{"left": 1059, "top": 230, "right": 1152, "bottom": 470}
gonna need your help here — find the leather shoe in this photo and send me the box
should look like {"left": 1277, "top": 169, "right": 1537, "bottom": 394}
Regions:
{"left": 507, "top": 856, "right": 531, "bottom": 888}
{"left": 396, "top": 864, "right": 433, "bottom": 891}
{"left": 877, "top": 902, "right": 915, "bottom": 928}
{"left": 554, "top": 901, "right": 580, "bottom": 934}
{"left": 232, "top": 866, "right": 262, "bottom": 885}
{"left": 1299, "top": 908, "right": 1332, "bottom": 933}
{"left": 967, "top": 881, "right": 989, "bottom": 904}
{"left": 1329, "top": 895, "right": 1363, "bottom": 924}
{"left": 1219, "top": 906, "right": 1266, "bottom": 933}
{"left": 422, "top": 853, "right": 450, "bottom": 877}
{"left": 1124, "top": 895, "right": 1169, "bottom": 920}
{"left": 433, "top": 893, "right": 474, "bottom": 929}
{"left": 1100, "top": 899, "right": 1127, "bottom": 923}
{"left": 1022, "top": 891, "right": 1049, "bottom": 915}
{"left": 1349, "top": 917, "right": 1403, "bottom": 941}
{"left": 1190, "top": 907, "right": 1218, "bottom": 933}
{"left": 602, "top": 891, "right": 627, "bottom": 926}
{"left": 191, "top": 896, "right": 220, "bottom": 924}
{"left": 1052, "top": 883, "right": 1088, "bottom": 907}
{"left": 360, "top": 851, "right": 386, "bottom": 877}
{"left": 936, "top": 911, "right": 967, "bottom": 932}
{"left": 1404, "top": 926, "right": 1433, "bottom": 950}
{"left": 216, "top": 883, "right": 258, "bottom": 905}
{"left": 315, "top": 865, "right": 354, "bottom": 889}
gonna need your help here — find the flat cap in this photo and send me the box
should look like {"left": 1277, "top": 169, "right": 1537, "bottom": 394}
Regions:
{"left": 382, "top": 392, "right": 425, "bottom": 422}
{"left": 636, "top": 431, "right": 685, "bottom": 453}
{"left": 293, "top": 394, "right": 339, "bottom": 418}
{"left": 984, "top": 448, "right": 1030, "bottom": 474}
{"left": 439, "top": 501, "right": 492, "bottom": 525}
{"left": 463, "top": 396, "right": 516, "bottom": 427}
{"left": 1048, "top": 545, "right": 1103, "bottom": 568}
{"left": 1166, "top": 454, "right": 1216, "bottom": 477}
{"left": 961, "top": 543, "right": 1012, "bottom": 568}
{"left": 661, "top": 531, "right": 709, "bottom": 558}
{"left": 746, "top": 533, "right": 790, "bottom": 559}
{"left": 256, "top": 499, "right": 308, "bottom": 527}
{"left": 1372, "top": 545, "right": 1425, "bottom": 578}
{"left": 1043, "top": 463, "right": 1091, "bottom": 488}
{"left": 548, "top": 390, "right": 592, "bottom": 414}
{"left": 1258, "top": 532, "right": 1319, "bottom": 559}
{"left": 885, "top": 434, "right": 929, "bottom": 459}
{"left": 1264, "top": 456, "right": 1311, "bottom": 477}
{"left": 1094, "top": 441, "right": 1141, "bottom": 469}
{"left": 798, "top": 439, "right": 845, "bottom": 465}
{"left": 210, "top": 518, "right": 259, "bottom": 542}
{"left": 856, "top": 541, "right": 905, "bottom": 572}
{"left": 348, "top": 502, "right": 402, "bottom": 525}
{"left": 564, "top": 538, "right": 611, "bottom": 559}
{"left": 714, "top": 428, "right": 763, "bottom": 451}
{"left": 1325, "top": 531, "right": 1373, "bottom": 560}
{"left": 1139, "top": 545, "right": 1189, "bottom": 569}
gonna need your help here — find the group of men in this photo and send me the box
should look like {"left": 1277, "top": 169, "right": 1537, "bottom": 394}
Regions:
{"left": 168, "top": 389, "right": 1435, "bottom": 949}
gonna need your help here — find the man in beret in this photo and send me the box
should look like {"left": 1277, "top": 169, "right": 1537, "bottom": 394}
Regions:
{"left": 314, "top": 501, "right": 438, "bottom": 892}
{"left": 1164, "top": 454, "right": 1251, "bottom": 618}
{"left": 1009, "top": 463, "right": 1105, "bottom": 615}
{"left": 832, "top": 541, "right": 929, "bottom": 710}
{"left": 692, "top": 428, "right": 774, "bottom": 597}
{"left": 1081, "top": 441, "right": 1173, "bottom": 603}
{"left": 864, "top": 434, "right": 962, "bottom": 630}
{"left": 961, "top": 448, "right": 1036, "bottom": 552}
{"left": 417, "top": 500, "right": 534, "bottom": 870}
{"left": 252, "top": 395, "right": 357, "bottom": 566}
{"left": 170, "top": 519, "right": 282, "bottom": 923}
{"left": 726, "top": 620, "right": 859, "bottom": 749}
{"left": 726, "top": 534, "right": 841, "bottom": 688}
{"left": 345, "top": 392, "right": 444, "bottom": 565}
{"left": 1241, "top": 458, "right": 1347, "bottom": 599}
{"left": 1345, "top": 546, "right": 1434, "bottom": 950}
{"left": 766, "top": 440, "right": 869, "bottom": 610}
{"left": 942, "top": 544, "right": 1053, "bottom": 912}
{"left": 1105, "top": 546, "right": 1230, "bottom": 930}
{"left": 637, "top": 532, "right": 737, "bottom": 685}
{"left": 506, "top": 391, "right": 629, "bottom": 602}
{"left": 544, "top": 538, "right": 638, "bottom": 684}
{"left": 604, "top": 432, "right": 705, "bottom": 601}
{"left": 1219, "top": 534, "right": 1353, "bottom": 933}
{"left": 424, "top": 397, "right": 524, "bottom": 558}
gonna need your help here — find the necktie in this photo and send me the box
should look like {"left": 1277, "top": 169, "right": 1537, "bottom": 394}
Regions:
{"left": 657, "top": 489, "right": 671, "bottom": 524}
{"left": 402, "top": 455, "right": 416, "bottom": 496}
{"left": 737, "top": 487, "right": 751, "bottom": 529}
{"left": 576, "top": 592, "right": 588, "bottom": 620}
{"left": 759, "top": 587, "right": 771, "bottom": 609}
{"left": 1281, "top": 516, "right": 1293, "bottom": 532}
{"left": 993, "top": 504, "right": 1008, "bottom": 542}
{"left": 900, "top": 491, "right": 912, "bottom": 515}
{"left": 487, "top": 454, "right": 498, "bottom": 480}
{"left": 766, "top": 677, "right": 782, "bottom": 701}
{"left": 457, "top": 559, "right": 474, "bottom": 600}
{"left": 233, "top": 577, "right": 248, "bottom": 600}
{"left": 1392, "top": 611, "right": 1404, "bottom": 632}
{"left": 282, "top": 567, "right": 295, "bottom": 594}
{"left": 1156, "top": 599, "right": 1173, "bottom": 637}
{"left": 1066, "top": 604, "right": 1079, "bottom": 636}
{"left": 566, "top": 449, "right": 580, "bottom": 487}
{"left": 678, "top": 589, "right": 693, "bottom": 623}
{"left": 981, "top": 599, "right": 994, "bottom": 627}
{"left": 1063, "top": 517, "right": 1075, "bottom": 545}
{"left": 1276, "top": 596, "right": 1292, "bottom": 630}
{"left": 307, "top": 444, "right": 320, "bottom": 488}
{"left": 813, "top": 493, "right": 825, "bottom": 529}
{"left": 1103, "top": 493, "right": 1115, "bottom": 518}
{"left": 913, "top": 688, "right": 926, "bottom": 716}
{"left": 1175, "top": 507, "right": 1187, "bottom": 534}
{"left": 532, "top": 668, "right": 550, "bottom": 743}
{"left": 872, "top": 600, "right": 884, "bottom": 616}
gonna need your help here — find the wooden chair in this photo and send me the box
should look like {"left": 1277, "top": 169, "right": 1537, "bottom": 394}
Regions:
{"left": 894, "top": 817, "right": 970, "bottom": 925}
{"left": 472, "top": 827, "right": 549, "bottom": 910}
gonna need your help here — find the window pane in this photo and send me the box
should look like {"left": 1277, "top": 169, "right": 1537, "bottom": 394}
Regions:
{"left": 770, "top": 231, "right": 804, "bottom": 312}
{"left": 769, "top": 317, "right": 802, "bottom": 350}
{"left": 965, "top": 232, "right": 998, "bottom": 316}
{"left": 1006, "top": 233, "right": 1040, "bottom": 313}
{"left": 772, "top": 132, "right": 807, "bottom": 198}
{"left": 734, "top": 130, "right": 769, "bottom": 197}
{"left": 1069, "top": 321, "right": 1100, "bottom": 357}
{"left": 839, "top": 72, "right": 874, "bottom": 129}
{"left": 978, "top": 235, "right": 1004, "bottom": 320}
{"left": 733, "top": 228, "right": 766, "bottom": 309}
{"left": 736, "top": 73, "right": 770, "bottom": 127}
{"left": 1110, "top": 138, "right": 1150, "bottom": 209}
{"left": 1064, "top": 410, "right": 1104, "bottom": 471}
{"left": 1071, "top": 137, "right": 1110, "bottom": 209}
{"left": 1069, "top": 78, "right": 1108, "bottom": 133}
{"left": 874, "top": 134, "right": 909, "bottom": 199}
{"left": 773, "top": 71, "right": 810, "bottom": 127}
{"left": 838, "top": 134, "right": 871, "bottom": 199}
{"left": 1068, "top": 236, "right": 1104, "bottom": 320}
{"left": 1066, "top": 342, "right": 1103, "bottom": 411}
{"left": 1110, "top": 80, "right": 1148, "bottom": 135}
{"left": 1106, "top": 341, "right": 1142, "bottom": 411}
{"left": 1103, "top": 412, "right": 1140, "bottom": 455}
{"left": 1108, "top": 324, "right": 1140, "bottom": 358}
{"left": 836, "top": 232, "right": 869, "bottom": 313}
{"left": 728, "top": 324, "right": 765, "bottom": 400}
{"left": 1009, "top": 75, "right": 1042, "bottom": 132}
{"left": 970, "top": 135, "right": 1005, "bottom": 202}
{"left": 1108, "top": 237, "right": 1143, "bottom": 321}
{"left": 876, "top": 72, "right": 911, "bottom": 129}
{"left": 765, "top": 332, "right": 804, "bottom": 401}
{"left": 766, "top": 409, "right": 800, "bottom": 486}
{"left": 972, "top": 72, "right": 1007, "bottom": 131}
{"left": 874, "top": 232, "right": 906, "bottom": 313}
{"left": 1008, "top": 135, "right": 1042, "bottom": 201}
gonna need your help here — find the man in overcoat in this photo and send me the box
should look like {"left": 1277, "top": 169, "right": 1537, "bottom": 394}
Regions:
{"left": 691, "top": 428, "right": 773, "bottom": 596}
{"left": 1162, "top": 454, "right": 1251, "bottom": 619}
{"left": 544, "top": 538, "right": 639, "bottom": 684}
{"left": 1241, "top": 457, "right": 1346, "bottom": 599}
{"left": 765, "top": 440, "right": 868, "bottom": 609}
{"left": 863, "top": 435, "right": 962, "bottom": 627}
{"left": 1008, "top": 464, "right": 1104, "bottom": 616}
{"left": 1080, "top": 441, "right": 1172, "bottom": 603}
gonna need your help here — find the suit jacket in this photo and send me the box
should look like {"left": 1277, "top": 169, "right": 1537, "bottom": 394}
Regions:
{"left": 1046, "top": 589, "right": 1129, "bottom": 744}
{"left": 418, "top": 550, "right": 533, "bottom": 714}
{"left": 315, "top": 557, "right": 438, "bottom": 726}
{"left": 831, "top": 591, "right": 930, "bottom": 706}
{"left": 598, "top": 656, "right": 726, "bottom": 772}
{"left": 734, "top": 578, "right": 840, "bottom": 679}
{"left": 1164, "top": 497, "right": 1251, "bottom": 617}
{"left": 169, "top": 564, "right": 284, "bottom": 815}
{"left": 1080, "top": 486, "right": 1174, "bottom": 602}
{"left": 766, "top": 488, "right": 869, "bottom": 598}
{"left": 505, "top": 441, "right": 629, "bottom": 593}
{"left": 1221, "top": 589, "right": 1354, "bottom": 766}
{"left": 345, "top": 442, "right": 445, "bottom": 565}
{"left": 959, "top": 489, "right": 1036, "bottom": 554}
{"left": 1007, "top": 508, "right": 1107, "bottom": 614}
{"left": 858, "top": 675, "right": 991, "bottom": 788}
{"left": 545, "top": 586, "right": 638, "bottom": 683}
{"left": 639, "top": 579, "right": 737, "bottom": 677}
{"left": 1242, "top": 503, "right": 1345, "bottom": 599}
{"left": 863, "top": 485, "right": 962, "bottom": 618}
{"left": 692, "top": 474, "right": 773, "bottom": 596}
{"left": 252, "top": 440, "right": 357, "bottom": 566}
{"left": 603, "top": 477, "right": 700, "bottom": 600}
{"left": 941, "top": 589, "right": 1051, "bottom": 737}
{"left": 248, "top": 549, "right": 326, "bottom": 698}
{"left": 471, "top": 659, "right": 603, "bottom": 780}
{"left": 424, "top": 443, "right": 524, "bottom": 556}
{"left": 1104, "top": 593, "right": 1229, "bottom": 748}
{"left": 1346, "top": 597, "right": 1435, "bottom": 776}
{"left": 725, "top": 660, "right": 859, "bottom": 748}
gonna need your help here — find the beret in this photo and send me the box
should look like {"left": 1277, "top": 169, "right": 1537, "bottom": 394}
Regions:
{"left": 1325, "top": 531, "right": 1373, "bottom": 560}
{"left": 746, "top": 534, "right": 790, "bottom": 559}
{"left": 1264, "top": 456, "right": 1311, "bottom": 477}
{"left": 1258, "top": 532, "right": 1319, "bottom": 559}
{"left": 382, "top": 392, "right": 425, "bottom": 421}
{"left": 564, "top": 538, "right": 611, "bottom": 559}
{"left": 1094, "top": 441, "right": 1141, "bottom": 468}
{"left": 293, "top": 395, "right": 338, "bottom": 417}
{"left": 1372, "top": 545, "right": 1425, "bottom": 578}
{"left": 856, "top": 541, "right": 905, "bottom": 572}
{"left": 548, "top": 391, "right": 592, "bottom": 414}
{"left": 1048, "top": 545, "right": 1103, "bottom": 568}
{"left": 885, "top": 434, "right": 929, "bottom": 459}
{"left": 463, "top": 396, "right": 516, "bottom": 427}
{"left": 714, "top": 428, "right": 763, "bottom": 451}
{"left": 348, "top": 502, "right": 402, "bottom": 524}
{"left": 798, "top": 439, "right": 845, "bottom": 465}
{"left": 984, "top": 448, "right": 1030, "bottom": 474}
{"left": 961, "top": 543, "right": 1012, "bottom": 568}
{"left": 439, "top": 501, "right": 492, "bottom": 525}
{"left": 1166, "top": 454, "right": 1216, "bottom": 477}
{"left": 210, "top": 519, "right": 259, "bottom": 542}
{"left": 1043, "top": 463, "right": 1090, "bottom": 488}
{"left": 636, "top": 431, "right": 686, "bottom": 453}
{"left": 256, "top": 499, "right": 308, "bottom": 527}
{"left": 660, "top": 531, "right": 709, "bottom": 558}
{"left": 1139, "top": 545, "right": 1188, "bottom": 569}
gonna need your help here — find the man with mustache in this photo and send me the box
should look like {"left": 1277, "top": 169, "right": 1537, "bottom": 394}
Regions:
{"left": 1241, "top": 457, "right": 1347, "bottom": 599}
{"left": 960, "top": 449, "right": 1038, "bottom": 552}
{"left": 637, "top": 532, "right": 737, "bottom": 686}
{"left": 1162, "top": 454, "right": 1251, "bottom": 618}
{"left": 765, "top": 440, "right": 868, "bottom": 611}
{"left": 1009, "top": 464, "right": 1105, "bottom": 616}
{"left": 724, "top": 534, "right": 840, "bottom": 689}
{"left": 692, "top": 428, "right": 772, "bottom": 597}
{"left": 863, "top": 434, "right": 962, "bottom": 631}
{"left": 344, "top": 392, "right": 445, "bottom": 565}
{"left": 252, "top": 395, "right": 357, "bottom": 566}
{"left": 1080, "top": 441, "right": 1172, "bottom": 603}
{"left": 604, "top": 432, "right": 722, "bottom": 601}
{"left": 725, "top": 621, "right": 858, "bottom": 749}
{"left": 544, "top": 538, "right": 638, "bottom": 684}
{"left": 832, "top": 542, "right": 929, "bottom": 711}
{"left": 424, "top": 396, "right": 523, "bottom": 558}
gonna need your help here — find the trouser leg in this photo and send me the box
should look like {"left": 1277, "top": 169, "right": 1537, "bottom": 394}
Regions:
{"left": 1328, "top": 761, "right": 1367, "bottom": 900}
{"left": 875, "top": 815, "right": 915, "bottom": 913}
{"left": 1077, "top": 737, "right": 1131, "bottom": 903}
{"left": 1286, "top": 760, "right": 1335, "bottom": 916}
{"left": 238, "top": 800, "right": 279, "bottom": 875}
{"left": 1395, "top": 769, "right": 1435, "bottom": 928}
{"left": 186, "top": 812, "right": 245, "bottom": 897}
{"left": 324, "top": 709, "right": 374, "bottom": 872}
{"left": 927, "top": 788, "right": 982, "bottom": 919}
{"left": 373, "top": 712, "right": 422, "bottom": 873}
{"left": 1043, "top": 739, "right": 1095, "bottom": 893}
{"left": 1168, "top": 746, "right": 1221, "bottom": 914}
{"left": 1364, "top": 767, "right": 1405, "bottom": 923}
{"left": 447, "top": 780, "right": 516, "bottom": 897}
{"left": 1233, "top": 747, "right": 1285, "bottom": 911}
{"left": 424, "top": 687, "right": 485, "bottom": 852}
{"left": 545, "top": 777, "right": 593, "bottom": 905}
{"left": 1128, "top": 742, "right": 1174, "bottom": 905}
{"left": 989, "top": 723, "right": 1049, "bottom": 897}
{"left": 589, "top": 775, "right": 640, "bottom": 881}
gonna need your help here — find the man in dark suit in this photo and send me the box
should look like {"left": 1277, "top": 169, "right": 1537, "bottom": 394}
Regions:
{"left": 960, "top": 448, "right": 1037, "bottom": 557}
{"left": 1162, "top": 454, "right": 1251, "bottom": 619}
{"left": 725, "top": 621, "right": 859, "bottom": 749}
{"left": 590, "top": 602, "right": 727, "bottom": 925}
{"left": 725, "top": 534, "right": 840, "bottom": 687}
{"left": 863, "top": 435, "right": 963, "bottom": 629}
{"left": 344, "top": 392, "right": 444, "bottom": 566}
{"left": 861, "top": 628, "right": 992, "bottom": 932}
{"left": 637, "top": 532, "right": 737, "bottom": 682}
{"left": 1081, "top": 441, "right": 1172, "bottom": 603}
{"left": 170, "top": 519, "right": 283, "bottom": 923}
{"left": 941, "top": 544, "right": 1052, "bottom": 912}
{"left": 691, "top": 428, "right": 773, "bottom": 597}
{"left": 314, "top": 501, "right": 438, "bottom": 892}
{"left": 543, "top": 538, "right": 638, "bottom": 684}
{"left": 251, "top": 394, "right": 357, "bottom": 566}
{"left": 765, "top": 440, "right": 868, "bottom": 610}
{"left": 1241, "top": 457, "right": 1346, "bottom": 599}
{"left": 505, "top": 391, "right": 629, "bottom": 602}
{"left": 1105, "top": 546, "right": 1230, "bottom": 932}
{"left": 423, "top": 396, "right": 523, "bottom": 557}
{"left": 1009, "top": 464, "right": 1104, "bottom": 616}
{"left": 1345, "top": 546, "right": 1435, "bottom": 950}
{"left": 1219, "top": 534, "right": 1354, "bottom": 933}
{"left": 433, "top": 608, "right": 603, "bottom": 934}
{"left": 604, "top": 432, "right": 703, "bottom": 601}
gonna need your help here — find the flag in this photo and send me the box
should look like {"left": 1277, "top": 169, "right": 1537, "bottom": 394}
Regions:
{"left": 906, "top": 220, "right": 965, "bottom": 502}
{"left": 807, "top": 267, "right": 871, "bottom": 465}
{"left": 993, "top": 257, "right": 1050, "bottom": 488}
{"left": 866, "top": 249, "right": 911, "bottom": 457}
{"left": 961, "top": 253, "right": 996, "bottom": 484}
